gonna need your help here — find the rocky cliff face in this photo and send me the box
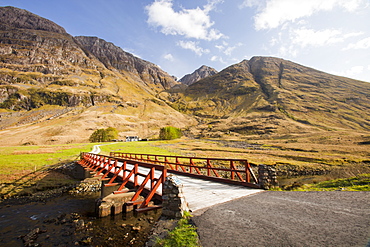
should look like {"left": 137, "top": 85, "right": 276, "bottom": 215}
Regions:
{"left": 0, "top": 6, "right": 178, "bottom": 111}
{"left": 75, "top": 36, "right": 178, "bottom": 90}
{"left": 179, "top": 65, "right": 217, "bottom": 86}
{"left": 0, "top": 6, "right": 196, "bottom": 145}
{"left": 0, "top": 6, "right": 66, "bottom": 34}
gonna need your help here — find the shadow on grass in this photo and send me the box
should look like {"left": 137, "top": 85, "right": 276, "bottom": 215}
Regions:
{"left": 0, "top": 160, "right": 79, "bottom": 201}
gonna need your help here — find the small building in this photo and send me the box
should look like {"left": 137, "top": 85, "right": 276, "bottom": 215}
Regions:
{"left": 126, "top": 136, "right": 139, "bottom": 142}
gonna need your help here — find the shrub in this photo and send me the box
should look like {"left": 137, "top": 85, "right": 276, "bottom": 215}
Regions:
{"left": 159, "top": 126, "right": 182, "bottom": 140}
{"left": 89, "top": 127, "right": 118, "bottom": 142}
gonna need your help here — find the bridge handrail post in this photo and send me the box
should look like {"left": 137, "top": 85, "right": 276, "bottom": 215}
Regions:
{"left": 122, "top": 161, "right": 127, "bottom": 180}
{"left": 150, "top": 167, "right": 155, "bottom": 191}
{"left": 134, "top": 163, "right": 138, "bottom": 187}
{"left": 176, "top": 157, "right": 180, "bottom": 171}
{"left": 189, "top": 158, "right": 193, "bottom": 174}
{"left": 245, "top": 161, "right": 251, "bottom": 183}
{"left": 206, "top": 159, "right": 211, "bottom": 177}
{"left": 230, "top": 160, "right": 235, "bottom": 180}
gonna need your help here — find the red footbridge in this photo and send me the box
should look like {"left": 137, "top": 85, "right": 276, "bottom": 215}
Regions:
{"left": 77, "top": 151, "right": 262, "bottom": 213}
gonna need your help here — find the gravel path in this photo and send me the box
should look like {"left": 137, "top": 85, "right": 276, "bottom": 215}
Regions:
{"left": 192, "top": 191, "right": 370, "bottom": 247}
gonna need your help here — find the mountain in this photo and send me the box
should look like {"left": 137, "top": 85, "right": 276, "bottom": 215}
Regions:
{"left": 75, "top": 36, "right": 178, "bottom": 91}
{"left": 179, "top": 65, "right": 218, "bottom": 86}
{"left": 0, "top": 6, "right": 195, "bottom": 145}
{"left": 0, "top": 6, "right": 369, "bottom": 146}
{"left": 168, "top": 57, "right": 370, "bottom": 138}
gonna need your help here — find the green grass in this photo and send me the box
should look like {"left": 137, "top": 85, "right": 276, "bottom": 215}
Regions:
{"left": 0, "top": 143, "right": 97, "bottom": 198}
{"left": 0, "top": 141, "right": 182, "bottom": 184}
{"left": 278, "top": 173, "right": 370, "bottom": 191}
{"left": 0, "top": 143, "right": 95, "bottom": 181}
{"left": 155, "top": 212, "right": 199, "bottom": 247}
{"left": 97, "top": 140, "right": 182, "bottom": 156}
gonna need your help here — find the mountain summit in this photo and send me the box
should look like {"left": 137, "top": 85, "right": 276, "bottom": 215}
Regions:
{"left": 0, "top": 6, "right": 369, "bottom": 145}
{"left": 169, "top": 56, "right": 370, "bottom": 137}
{"left": 0, "top": 6, "right": 194, "bottom": 145}
{"left": 179, "top": 65, "right": 218, "bottom": 86}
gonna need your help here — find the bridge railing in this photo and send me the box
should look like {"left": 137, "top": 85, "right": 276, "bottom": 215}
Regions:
{"left": 109, "top": 152, "right": 260, "bottom": 188}
{"left": 78, "top": 152, "right": 166, "bottom": 211}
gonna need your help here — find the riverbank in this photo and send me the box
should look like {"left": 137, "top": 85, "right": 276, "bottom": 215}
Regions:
{"left": 0, "top": 164, "right": 162, "bottom": 247}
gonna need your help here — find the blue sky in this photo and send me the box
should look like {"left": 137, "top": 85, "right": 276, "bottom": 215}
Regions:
{"left": 0, "top": 0, "right": 369, "bottom": 82}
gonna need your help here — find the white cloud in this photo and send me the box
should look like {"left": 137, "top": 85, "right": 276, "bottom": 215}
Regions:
{"left": 146, "top": 0, "right": 224, "bottom": 40}
{"left": 215, "top": 42, "right": 242, "bottom": 56}
{"left": 291, "top": 28, "right": 344, "bottom": 47}
{"left": 343, "top": 37, "right": 370, "bottom": 50}
{"left": 239, "top": 0, "right": 263, "bottom": 9}
{"left": 177, "top": 40, "right": 210, "bottom": 56}
{"left": 336, "top": 65, "right": 364, "bottom": 78}
{"left": 164, "top": 53, "right": 174, "bottom": 61}
{"left": 277, "top": 44, "right": 298, "bottom": 57}
{"left": 242, "top": 0, "right": 368, "bottom": 30}
{"left": 210, "top": 55, "right": 226, "bottom": 64}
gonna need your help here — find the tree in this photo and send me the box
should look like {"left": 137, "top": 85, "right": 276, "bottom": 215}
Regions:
{"left": 159, "top": 126, "right": 182, "bottom": 140}
{"left": 89, "top": 127, "right": 118, "bottom": 142}
{"left": 105, "top": 127, "right": 118, "bottom": 141}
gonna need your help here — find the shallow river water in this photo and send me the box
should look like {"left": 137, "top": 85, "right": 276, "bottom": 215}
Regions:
{"left": 0, "top": 192, "right": 161, "bottom": 246}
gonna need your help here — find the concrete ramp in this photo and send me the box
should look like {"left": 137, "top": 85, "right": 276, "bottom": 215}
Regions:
{"left": 172, "top": 174, "right": 263, "bottom": 214}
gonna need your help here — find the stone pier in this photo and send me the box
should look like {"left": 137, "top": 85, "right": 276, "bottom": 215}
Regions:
{"left": 258, "top": 164, "right": 278, "bottom": 190}
{"left": 162, "top": 174, "right": 189, "bottom": 219}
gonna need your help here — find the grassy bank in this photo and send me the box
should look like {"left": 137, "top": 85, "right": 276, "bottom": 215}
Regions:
{"left": 155, "top": 212, "right": 199, "bottom": 247}
{"left": 0, "top": 143, "right": 97, "bottom": 198}
{"left": 0, "top": 141, "right": 183, "bottom": 198}
{"left": 289, "top": 173, "right": 370, "bottom": 191}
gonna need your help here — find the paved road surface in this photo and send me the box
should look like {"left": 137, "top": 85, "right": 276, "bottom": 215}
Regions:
{"left": 192, "top": 191, "right": 370, "bottom": 247}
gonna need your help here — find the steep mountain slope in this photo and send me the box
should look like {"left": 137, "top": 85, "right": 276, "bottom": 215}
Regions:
{"left": 0, "top": 6, "right": 369, "bottom": 145}
{"left": 75, "top": 36, "right": 178, "bottom": 92}
{"left": 179, "top": 65, "right": 218, "bottom": 86}
{"left": 0, "top": 6, "right": 195, "bottom": 145}
{"left": 169, "top": 57, "right": 370, "bottom": 137}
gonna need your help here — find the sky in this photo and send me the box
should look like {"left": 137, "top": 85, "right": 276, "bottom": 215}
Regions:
{"left": 0, "top": 0, "right": 369, "bottom": 82}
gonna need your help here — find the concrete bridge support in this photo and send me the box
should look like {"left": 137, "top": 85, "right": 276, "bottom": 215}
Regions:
{"left": 96, "top": 180, "right": 146, "bottom": 217}
{"left": 96, "top": 192, "right": 140, "bottom": 217}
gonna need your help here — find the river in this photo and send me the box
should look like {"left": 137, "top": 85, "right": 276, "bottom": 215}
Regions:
{"left": 0, "top": 192, "right": 161, "bottom": 246}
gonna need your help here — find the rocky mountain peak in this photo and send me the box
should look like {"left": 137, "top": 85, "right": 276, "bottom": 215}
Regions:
{"left": 179, "top": 65, "right": 218, "bottom": 86}
{"left": 75, "top": 36, "right": 178, "bottom": 90}
{"left": 0, "top": 6, "right": 66, "bottom": 34}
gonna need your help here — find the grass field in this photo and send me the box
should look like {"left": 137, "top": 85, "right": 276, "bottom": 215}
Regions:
{"left": 276, "top": 173, "right": 370, "bottom": 191}
{"left": 1, "top": 137, "right": 369, "bottom": 198}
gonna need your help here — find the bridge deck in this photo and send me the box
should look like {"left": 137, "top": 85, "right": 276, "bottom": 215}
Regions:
{"left": 121, "top": 162, "right": 262, "bottom": 212}
{"left": 174, "top": 173, "right": 263, "bottom": 212}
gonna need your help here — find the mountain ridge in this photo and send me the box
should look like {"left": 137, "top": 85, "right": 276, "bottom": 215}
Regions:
{"left": 0, "top": 6, "right": 196, "bottom": 145}
{"left": 167, "top": 56, "right": 370, "bottom": 137}
{"left": 0, "top": 6, "right": 369, "bottom": 146}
